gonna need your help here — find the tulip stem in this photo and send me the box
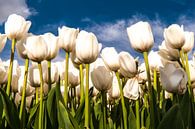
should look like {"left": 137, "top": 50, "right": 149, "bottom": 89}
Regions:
{"left": 143, "top": 51, "right": 155, "bottom": 129}
{"left": 19, "top": 58, "right": 29, "bottom": 120}
{"left": 184, "top": 53, "right": 194, "bottom": 101}
{"left": 101, "top": 90, "right": 107, "bottom": 129}
{"left": 35, "top": 87, "right": 39, "bottom": 104}
{"left": 179, "top": 49, "right": 186, "bottom": 69}
{"left": 85, "top": 63, "right": 90, "bottom": 128}
{"left": 79, "top": 64, "right": 84, "bottom": 104}
{"left": 64, "top": 52, "right": 69, "bottom": 107}
{"left": 38, "top": 62, "right": 44, "bottom": 129}
{"left": 135, "top": 99, "right": 140, "bottom": 129}
{"left": 115, "top": 71, "right": 127, "bottom": 129}
{"left": 47, "top": 60, "right": 51, "bottom": 92}
{"left": 6, "top": 38, "right": 16, "bottom": 96}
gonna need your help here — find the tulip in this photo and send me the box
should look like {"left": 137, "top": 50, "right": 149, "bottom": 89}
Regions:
{"left": 158, "top": 40, "right": 180, "bottom": 61}
{"left": 28, "top": 65, "right": 40, "bottom": 87}
{"left": 42, "top": 61, "right": 59, "bottom": 84}
{"left": 164, "top": 24, "right": 185, "bottom": 49}
{"left": 182, "top": 31, "right": 194, "bottom": 53}
{"left": 189, "top": 60, "right": 195, "bottom": 83}
{"left": 118, "top": 51, "right": 137, "bottom": 78}
{"left": 148, "top": 50, "right": 163, "bottom": 71}
{"left": 5, "top": 14, "right": 31, "bottom": 40}
{"left": 127, "top": 21, "right": 154, "bottom": 53}
{"left": 25, "top": 35, "right": 48, "bottom": 62}
{"left": 108, "top": 75, "right": 120, "bottom": 99}
{"left": 0, "top": 59, "right": 8, "bottom": 85}
{"left": 159, "top": 63, "right": 188, "bottom": 94}
{"left": 0, "top": 34, "right": 7, "bottom": 52}
{"left": 42, "top": 33, "right": 59, "bottom": 60}
{"left": 91, "top": 66, "right": 113, "bottom": 91}
{"left": 76, "top": 30, "right": 99, "bottom": 64}
{"left": 58, "top": 26, "right": 79, "bottom": 52}
{"left": 68, "top": 67, "right": 80, "bottom": 88}
{"left": 101, "top": 47, "right": 120, "bottom": 71}
{"left": 123, "top": 78, "right": 140, "bottom": 100}
{"left": 55, "top": 61, "right": 65, "bottom": 80}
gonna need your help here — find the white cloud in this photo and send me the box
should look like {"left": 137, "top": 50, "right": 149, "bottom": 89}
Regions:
{"left": 0, "top": 0, "right": 35, "bottom": 24}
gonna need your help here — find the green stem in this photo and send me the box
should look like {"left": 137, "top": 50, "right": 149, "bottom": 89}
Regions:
{"left": 179, "top": 49, "right": 186, "bottom": 69}
{"left": 6, "top": 38, "right": 16, "bottom": 96}
{"left": 84, "top": 63, "right": 90, "bottom": 128}
{"left": 153, "top": 69, "right": 157, "bottom": 93}
{"left": 184, "top": 53, "right": 192, "bottom": 96}
{"left": 35, "top": 87, "right": 39, "bottom": 104}
{"left": 19, "top": 58, "right": 29, "bottom": 120}
{"left": 47, "top": 60, "right": 51, "bottom": 92}
{"left": 64, "top": 52, "right": 69, "bottom": 107}
{"left": 102, "top": 91, "right": 107, "bottom": 129}
{"left": 79, "top": 64, "right": 84, "bottom": 104}
{"left": 143, "top": 51, "right": 155, "bottom": 129}
{"left": 38, "top": 62, "right": 44, "bottom": 129}
{"left": 136, "top": 99, "right": 140, "bottom": 129}
{"left": 115, "top": 71, "right": 127, "bottom": 129}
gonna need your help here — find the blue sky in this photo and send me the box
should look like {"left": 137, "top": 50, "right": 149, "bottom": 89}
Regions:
{"left": 1, "top": 0, "right": 195, "bottom": 62}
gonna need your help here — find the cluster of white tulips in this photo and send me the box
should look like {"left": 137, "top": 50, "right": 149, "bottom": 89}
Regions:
{"left": 0, "top": 14, "right": 194, "bottom": 129}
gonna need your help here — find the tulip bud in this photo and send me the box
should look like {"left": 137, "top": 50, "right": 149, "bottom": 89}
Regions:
{"left": 159, "top": 63, "right": 188, "bottom": 94}
{"left": 91, "top": 66, "right": 113, "bottom": 91}
{"left": 5, "top": 14, "right": 31, "bottom": 40}
{"left": 108, "top": 75, "right": 120, "bottom": 99}
{"left": 148, "top": 50, "right": 163, "bottom": 71}
{"left": 25, "top": 35, "right": 48, "bottom": 62}
{"left": 0, "top": 34, "right": 7, "bottom": 52}
{"left": 58, "top": 26, "right": 79, "bottom": 52}
{"left": 182, "top": 31, "right": 194, "bottom": 53}
{"left": 0, "top": 59, "right": 8, "bottom": 85}
{"left": 101, "top": 47, "right": 120, "bottom": 71}
{"left": 118, "top": 51, "right": 137, "bottom": 78}
{"left": 127, "top": 21, "right": 154, "bottom": 52}
{"left": 76, "top": 30, "right": 99, "bottom": 64}
{"left": 164, "top": 24, "right": 185, "bottom": 49}
{"left": 28, "top": 65, "right": 40, "bottom": 87}
{"left": 123, "top": 78, "right": 140, "bottom": 100}
{"left": 68, "top": 66, "right": 80, "bottom": 88}
{"left": 42, "top": 33, "right": 59, "bottom": 60}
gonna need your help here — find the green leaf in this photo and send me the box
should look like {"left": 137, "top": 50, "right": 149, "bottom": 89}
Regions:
{"left": 47, "top": 87, "right": 58, "bottom": 128}
{"left": 27, "top": 103, "right": 39, "bottom": 128}
{"left": 0, "top": 88, "right": 20, "bottom": 129}
{"left": 157, "top": 104, "right": 185, "bottom": 129}
{"left": 0, "top": 94, "right": 3, "bottom": 125}
{"left": 128, "top": 105, "right": 136, "bottom": 129}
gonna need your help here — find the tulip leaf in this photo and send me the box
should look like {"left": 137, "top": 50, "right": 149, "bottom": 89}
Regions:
{"left": 47, "top": 87, "right": 58, "bottom": 128}
{"left": 0, "top": 94, "right": 3, "bottom": 125}
{"left": 57, "top": 101, "right": 74, "bottom": 129}
{"left": 128, "top": 105, "right": 136, "bottom": 129}
{"left": 0, "top": 88, "right": 20, "bottom": 129}
{"left": 157, "top": 104, "right": 185, "bottom": 129}
{"left": 74, "top": 98, "right": 85, "bottom": 123}
{"left": 27, "top": 103, "right": 39, "bottom": 128}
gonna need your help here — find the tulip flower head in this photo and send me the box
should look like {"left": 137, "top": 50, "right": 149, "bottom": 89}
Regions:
{"left": 159, "top": 63, "right": 188, "bottom": 94}
{"left": 76, "top": 30, "right": 99, "bottom": 64}
{"left": 5, "top": 14, "right": 31, "bottom": 40}
{"left": 164, "top": 24, "right": 185, "bottom": 49}
{"left": 182, "top": 31, "right": 194, "bottom": 53}
{"left": 127, "top": 21, "right": 154, "bottom": 53}
{"left": 0, "top": 34, "right": 7, "bottom": 52}
{"left": 58, "top": 26, "right": 79, "bottom": 52}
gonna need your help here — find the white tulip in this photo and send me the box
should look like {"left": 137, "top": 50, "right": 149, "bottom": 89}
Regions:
{"left": 58, "top": 26, "right": 79, "bottom": 52}
{"left": 158, "top": 40, "right": 180, "bottom": 61}
{"left": 123, "top": 78, "right": 140, "bottom": 100}
{"left": 5, "top": 14, "right": 31, "bottom": 40}
{"left": 164, "top": 24, "right": 185, "bottom": 49}
{"left": 108, "top": 75, "right": 120, "bottom": 99}
{"left": 0, "top": 34, "right": 7, "bottom": 52}
{"left": 25, "top": 35, "right": 48, "bottom": 62}
{"left": 91, "top": 66, "right": 113, "bottom": 91}
{"left": 55, "top": 61, "right": 65, "bottom": 80}
{"left": 182, "top": 31, "right": 194, "bottom": 53}
{"left": 159, "top": 63, "right": 188, "bottom": 94}
{"left": 28, "top": 65, "right": 40, "bottom": 87}
{"left": 68, "top": 66, "right": 80, "bottom": 88}
{"left": 101, "top": 47, "right": 120, "bottom": 71}
{"left": 70, "top": 48, "right": 82, "bottom": 69}
{"left": 0, "top": 59, "right": 8, "bottom": 84}
{"left": 118, "top": 51, "right": 137, "bottom": 78}
{"left": 188, "top": 60, "right": 195, "bottom": 83}
{"left": 42, "top": 33, "right": 59, "bottom": 60}
{"left": 127, "top": 21, "right": 154, "bottom": 52}
{"left": 76, "top": 30, "right": 99, "bottom": 64}
{"left": 42, "top": 61, "right": 59, "bottom": 84}
{"left": 148, "top": 50, "right": 163, "bottom": 71}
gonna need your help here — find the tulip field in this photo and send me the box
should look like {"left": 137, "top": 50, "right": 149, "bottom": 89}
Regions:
{"left": 0, "top": 14, "right": 195, "bottom": 129}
